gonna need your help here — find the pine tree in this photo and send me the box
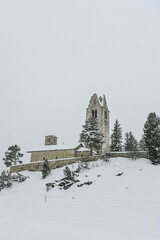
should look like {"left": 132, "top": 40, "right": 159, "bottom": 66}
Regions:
{"left": 0, "top": 171, "right": 28, "bottom": 191}
{"left": 110, "top": 119, "right": 123, "bottom": 152}
{"left": 42, "top": 158, "right": 51, "bottom": 179}
{"left": 63, "top": 166, "right": 75, "bottom": 181}
{"left": 143, "top": 112, "right": 160, "bottom": 164}
{"left": 138, "top": 135, "right": 147, "bottom": 151}
{"left": 3, "top": 145, "right": 23, "bottom": 167}
{"left": 124, "top": 132, "right": 138, "bottom": 159}
{"left": 0, "top": 170, "right": 12, "bottom": 191}
{"left": 79, "top": 117, "right": 103, "bottom": 155}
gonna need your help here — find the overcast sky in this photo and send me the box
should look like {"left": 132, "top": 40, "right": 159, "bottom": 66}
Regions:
{"left": 0, "top": 0, "right": 160, "bottom": 165}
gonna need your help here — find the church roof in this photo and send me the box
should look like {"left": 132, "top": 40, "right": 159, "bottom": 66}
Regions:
{"left": 27, "top": 145, "right": 75, "bottom": 153}
{"left": 27, "top": 143, "right": 90, "bottom": 153}
{"left": 76, "top": 147, "right": 91, "bottom": 152}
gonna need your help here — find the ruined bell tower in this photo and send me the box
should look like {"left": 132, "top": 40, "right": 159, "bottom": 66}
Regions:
{"left": 86, "top": 93, "right": 110, "bottom": 153}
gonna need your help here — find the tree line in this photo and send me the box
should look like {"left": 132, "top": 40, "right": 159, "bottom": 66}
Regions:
{"left": 109, "top": 112, "right": 160, "bottom": 164}
{"left": 80, "top": 112, "right": 160, "bottom": 165}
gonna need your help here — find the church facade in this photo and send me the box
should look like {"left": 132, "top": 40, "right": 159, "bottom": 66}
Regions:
{"left": 28, "top": 93, "right": 110, "bottom": 162}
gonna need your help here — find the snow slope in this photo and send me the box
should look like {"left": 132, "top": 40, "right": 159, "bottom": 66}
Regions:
{"left": 0, "top": 158, "right": 160, "bottom": 240}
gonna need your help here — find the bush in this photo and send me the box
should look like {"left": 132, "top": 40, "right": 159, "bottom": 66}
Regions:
{"left": 0, "top": 171, "right": 28, "bottom": 191}
{"left": 42, "top": 158, "right": 51, "bottom": 179}
{"left": 0, "top": 170, "right": 12, "bottom": 190}
{"left": 63, "top": 166, "right": 75, "bottom": 181}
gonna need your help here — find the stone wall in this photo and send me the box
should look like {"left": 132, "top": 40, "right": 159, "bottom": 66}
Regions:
{"left": 75, "top": 151, "right": 91, "bottom": 158}
{"left": 10, "top": 151, "right": 149, "bottom": 173}
{"left": 30, "top": 149, "right": 75, "bottom": 162}
{"left": 10, "top": 156, "right": 100, "bottom": 173}
{"left": 107, "top": 151, "right": 149, "bottom": 159}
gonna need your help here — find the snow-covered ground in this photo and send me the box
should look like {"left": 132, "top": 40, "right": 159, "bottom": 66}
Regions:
{"left": 0, "top": 158, "right": 160, "bottom": 240}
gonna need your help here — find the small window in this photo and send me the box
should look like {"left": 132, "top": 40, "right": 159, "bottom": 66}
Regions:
{"left": 105, "top": 111, "right": 107, "bottom": 120}
{"left": 95, "top": 109, "right": 97, "bottom": 118}
{"left": 92, "top": 110, "right": 94, "bottom": 118}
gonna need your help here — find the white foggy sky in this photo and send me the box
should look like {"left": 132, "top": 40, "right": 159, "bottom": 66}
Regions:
{"left": 0, "top": 0, "right": 160, "bottom": 163}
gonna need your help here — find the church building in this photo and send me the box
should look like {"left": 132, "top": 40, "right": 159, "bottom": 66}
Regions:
{"left": 28, "top": 93, "right": 110, "bottom": 162}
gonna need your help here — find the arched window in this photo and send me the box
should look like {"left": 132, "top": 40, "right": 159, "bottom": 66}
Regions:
{"left": 92, "top": 109, "right": 97, "bottom": 118}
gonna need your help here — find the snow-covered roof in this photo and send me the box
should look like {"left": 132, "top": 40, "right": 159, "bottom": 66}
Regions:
{"left": 27, "top": 143, "right": 91, "bottom": 153}
{"left": 76, "top": 147, "right": 90, "bottom": 152}
{"left": 27, "top": 144, "right": 77, "bottom": 153}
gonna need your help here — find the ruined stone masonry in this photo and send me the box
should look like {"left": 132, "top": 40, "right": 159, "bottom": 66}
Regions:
{"left": 86, "top": 93, "right": 110, "bottom": 153}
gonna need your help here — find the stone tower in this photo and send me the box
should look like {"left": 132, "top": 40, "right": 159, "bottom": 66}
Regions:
{"left": 86, "top": 93, "right": 110, "bottom": 153}
{"left": 45, "top": 135, "right": 57, "bottom": 146}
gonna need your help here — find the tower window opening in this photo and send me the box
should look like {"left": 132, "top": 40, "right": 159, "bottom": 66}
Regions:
{"left": 105, "top": 111, "right": 107, "bottom": 120}
{"left": 91, "top": 109, "right": 97, "bottom": 118}
{"left": 95, "top": 110, "right": 97, "bottom": 118}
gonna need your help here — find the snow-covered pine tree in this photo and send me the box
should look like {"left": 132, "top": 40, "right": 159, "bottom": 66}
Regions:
{"left": 3, "top": 145, "right": 23, "bottom": 167}
{"left": 124, "top": 132, "right": 138, "bottom": 151}
{"left": 42, "top": 158, "right": 51, "bottom": 179}
{"left": 63, "top": 166, "right": 75, "bottom": 181}
{"left": 79, "top": 117, "right": 103, "bottom": 155}
{"left": 110, "top": 119, "right": 123, "bottom": 152}
{"left": 138, "top": 135, "right": 147, "bottom": 151}
{"left": 143, "top": 112, "right": 160, "bottom": 164}
{"left": 0, "top": 170, "right": 12, "bottom": 191}
{"left": 0, "top": 171, "right": 28, "bottom": 191}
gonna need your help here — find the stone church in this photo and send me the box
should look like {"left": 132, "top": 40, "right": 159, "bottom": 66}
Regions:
{"left": 28, "top": 93, "right": 110, "bottom": 162}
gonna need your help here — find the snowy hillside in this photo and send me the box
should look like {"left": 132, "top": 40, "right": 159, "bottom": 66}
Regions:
{"left": 0, "top": 158, "right": 160, "bottom": 240}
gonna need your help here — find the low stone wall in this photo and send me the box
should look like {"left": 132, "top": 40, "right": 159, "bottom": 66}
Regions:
{"left": 10, "top": 156, "right": 100, "bottom": 173}
{"left": 107, "top": 151, "right": 149, "bottom": 159}
{"left": 75, "top": 151, "right": 91, "bottom": 158}
{"left": 10, "top": 151, "right": 149, "bottom": 173}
